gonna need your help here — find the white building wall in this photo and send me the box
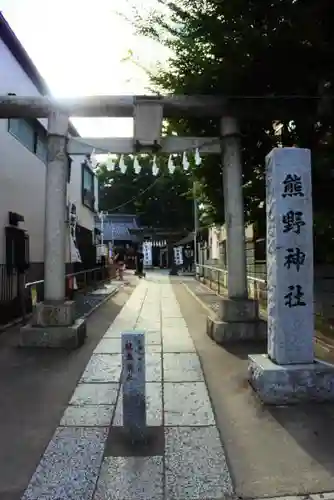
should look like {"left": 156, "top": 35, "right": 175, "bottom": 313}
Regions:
{"left": 208, "top": 226, "right": 220, "bottom": 261}
{"left": 0, "top": 38, "right": 46, "bottom": 265}
{"left": 0, "top": 38, "right": 97, "bottom": 266}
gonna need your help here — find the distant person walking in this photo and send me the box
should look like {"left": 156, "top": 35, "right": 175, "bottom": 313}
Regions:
{"left": 135, "top": 247, "right": 145, "bottom": 277}
{"left": 184, "top": 246, "right": 194, "bottom": 272}
{"left": 114, "top": 247, "right": 126, "bottom": 281}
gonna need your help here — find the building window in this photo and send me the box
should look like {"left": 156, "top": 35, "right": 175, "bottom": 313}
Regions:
{"left": 35, "top": 123, "right": 48, "bottom": 162}
{"left": 82, "top": 161, "right": 95, "bottom": 211}
{"left": 8, "top": 118, "right": 48, "bottom": 163}
{"left": 8, "top": 118, "right": 35, "bottom": 152}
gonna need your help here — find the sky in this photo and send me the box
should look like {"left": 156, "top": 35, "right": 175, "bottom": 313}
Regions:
{"left": 0, "top": 0, "right": 169, "bottom": 138}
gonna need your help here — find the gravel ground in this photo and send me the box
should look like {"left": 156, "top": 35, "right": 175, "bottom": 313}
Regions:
{"left": 73, "top": 285, "right": 119, "bottom": 319}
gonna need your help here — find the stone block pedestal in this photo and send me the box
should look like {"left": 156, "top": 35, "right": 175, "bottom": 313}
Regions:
{"left": 247, "top": 148, "right": 325, "bottom": 404}
{"left": 33, "top": 301, "right": 75, "bottom": 327}
{"left": 248, "top": 354, "right": 334, "bottom": 404}
{"left": 19, "top": 301, "right": 87, "bottom": 350}
{"left": 206, "top": 297, "right": 266, "bottom": 343}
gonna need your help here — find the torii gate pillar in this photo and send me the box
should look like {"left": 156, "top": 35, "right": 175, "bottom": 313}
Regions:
{"left": 206, "top": 116, "right": 265, "bottom": 343}
{"left": 20, "top": 110, "right": 87, "bottom": 349}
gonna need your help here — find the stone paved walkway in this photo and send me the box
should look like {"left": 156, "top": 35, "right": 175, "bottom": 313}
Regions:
{"left": 21, "top": 272, "right": 233, "bottom": 500}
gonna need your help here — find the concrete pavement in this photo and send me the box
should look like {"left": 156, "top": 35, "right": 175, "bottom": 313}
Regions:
{"left": 7, "top": 270, "right": 334, "bottom": 499}
{"left": 178, "top": 276, "right": 334, "bottom": 498}
{"left": 0, "top": 277, "right": 136, "bottom": 500}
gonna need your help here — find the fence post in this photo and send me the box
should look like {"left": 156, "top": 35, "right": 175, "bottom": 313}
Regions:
{"left": 20, "top": 275, "right": 26, "bottom": 324}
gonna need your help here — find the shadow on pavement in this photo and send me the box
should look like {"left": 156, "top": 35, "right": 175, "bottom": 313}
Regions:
{"left": 268, "top": 402, "right": 334, "bottom": 479}
{"left": 174, "top": 280, "right": 334, "bottom": 498}
{"left": 0, "top": 278, "right": 137, "bottom": 500}
{"left": 222, "top": 339, "right": 267, "bottom": 360}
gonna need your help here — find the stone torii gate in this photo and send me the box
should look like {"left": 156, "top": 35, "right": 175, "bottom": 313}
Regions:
{"left": 0, "top": 94, "right": 261, "bottom": 348}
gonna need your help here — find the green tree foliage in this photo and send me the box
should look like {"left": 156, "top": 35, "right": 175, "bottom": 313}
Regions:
{"left": 128, "top": 0, "right": 334, "bottom": 259}
{"left": 97, "top": 154, "right": 195, "bottom": 231}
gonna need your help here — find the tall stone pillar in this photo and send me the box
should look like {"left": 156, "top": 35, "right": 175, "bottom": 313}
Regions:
{"left": 20, "top": 109, "right": 86, "bottom": 349}
{"left": 44, "top": 110, "right": 68, "bottom": 302}
{"left": 206, "top": 116, "right": 264, "bottom": 343}
{"left": 221, "top": 116, "right": 248, "bottom": 299}
{"left": 249, "top": 148, "right": 334, "bottom": 404}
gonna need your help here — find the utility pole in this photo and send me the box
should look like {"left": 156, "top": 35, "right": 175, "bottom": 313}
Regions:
{"left": 99, "top": 211, "right": 104, "bottom": 248}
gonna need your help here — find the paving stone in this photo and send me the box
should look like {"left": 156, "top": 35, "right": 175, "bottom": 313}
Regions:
{"left": 147, "top": 344, "right": 162, "bottom": 353}
{"left": 81, "top": 354, "right": 121, "bottom": 383}
{"left": 94, "top": 338, "right": 121, "bottom": 353}
{"left": 164, "top": 382, "right": 215, "bottom": 426}
{"left": 22, "top": 427, "right": 108, "bottom": 500}
{"left": 94, "top": 456, "right": 163, "bottom": 500}
{"left": 136, "top": 322, "right": 161, "bottom": 331}
{"left": 145, "top": 332, "right": 162, "bottom": 345}
{"left": 60, "top": 405, "right": 115, "bottom": 427}
{"left": 162, "top": 311, "right": 183, "bottom": 318}
{"left": 102, "top": 332, "right": 161, "bottom": 346}
{"left": 162, "top": 319, "right": 188, "bottom": 329}
{"left": 162, "top": 332, "right": 195, "bottom": 353}
{"left": 113, "top": 383, "right": 162, "bottom": 426}
{"left": 311, "top": 494, "right": 334, "bottom": 500}
{"left": 144, "top": 329, "right": 161, "bottom": 335}
{"left": 105, "top": 426, "right": 165, "bottom": 458}
{"left": 146, "top": 353, "right": 162, "bottom": 382}
{"left": 163, "top": 353, "right": 204, "bottom": 382}
{"left": 162, "top": 326, "right": 191, "bottom": 337}
{"left": 140, "top": 314, "right": 161, "bottom": 322}
{"left": 70, "top": 383, "right": 119, "bottom": 406}
{"left": 103, "top": 324, "right": 136, "bottom": 338}
{"left": 165, "top": 426, "right": 233, "bottom": 499}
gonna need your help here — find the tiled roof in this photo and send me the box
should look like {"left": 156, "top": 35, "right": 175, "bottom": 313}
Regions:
{"left": 104, "top": 221, "right": 138, "bottom": 241}
{"left": 95, "top": 214, "right": 139, "bottom": 242}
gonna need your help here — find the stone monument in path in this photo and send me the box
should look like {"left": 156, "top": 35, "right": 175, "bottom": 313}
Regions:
{"left": 122, "top": 331, "right": 146, "bottom": 441}
{"left": 248, "top": 147, "right": 334, "bottom": 404}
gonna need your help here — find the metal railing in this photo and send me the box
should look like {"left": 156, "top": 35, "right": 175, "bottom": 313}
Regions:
{"left": 196, "top": 263, "right": 267, "bottom": 308}
{"left": 195, "top": 263, "right": 334, "bottom": 344}
{"left": 21, "top": 265, "right": 116, "bottom": 324}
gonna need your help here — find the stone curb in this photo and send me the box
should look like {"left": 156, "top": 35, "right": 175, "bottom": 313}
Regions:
{"left": 182, "top": 281, "right": 215, "bottom": 318}
{"left": 182, "top": 280, "right": 334, "bottom": 355}
{"left": 249, "top": 494, "right": 334, "bottom": 500}
{"left": 0, "top": 283, "right": 124, "bottom": 334}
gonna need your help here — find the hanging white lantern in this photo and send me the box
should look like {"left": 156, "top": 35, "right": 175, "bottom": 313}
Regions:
{"left": 182, "top": 151, "right": 190, "bottom": 171}
{"left": 133, "top": 156, "right": 141, "bottom": 174}
{"left": 119, "top": 154, "right": 127, "bottom": 173}
{"left": 106, "top": 154, "right": 115, "bottom": 171}
{"left": 167, "top": 155, "right": 176, "bottom": 174}
{"left": 152, "top": 156, "right": 159, "bottom": 176}
{"left": 195, "top": 148, "right": 202, "bottom": 166}
{"left": 90, "top": 149, "right": 98, "bottom": 169}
